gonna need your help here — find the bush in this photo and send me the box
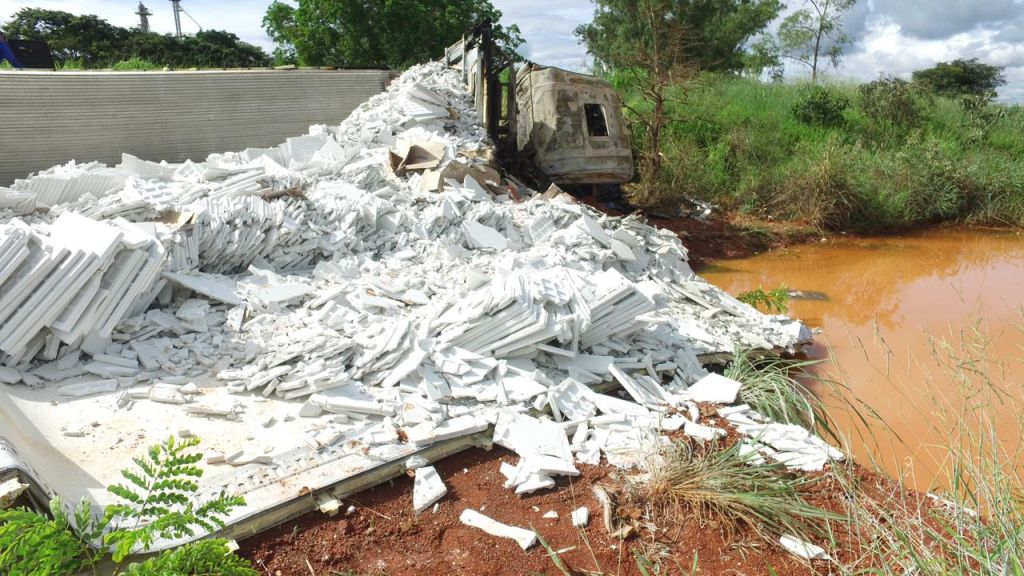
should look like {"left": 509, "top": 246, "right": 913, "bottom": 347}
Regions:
{"left": 0, "top": 436, "right": 256, "bottom": 576}
{"left": 858, "top": 76, "right": 932, "bottom": 141}
{"left": 774, "top": 137, "right": 861, "bottom": 230}
{"left": 614, "top": 74, "right": 1024, "bottom": 231}
{"left": 792, "top": 85, "right": 850, "bottom": 127}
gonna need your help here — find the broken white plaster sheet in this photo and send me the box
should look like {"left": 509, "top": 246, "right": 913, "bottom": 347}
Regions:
{"left": 413, "top": 466, "right": 447, "bottom": 514}
{"left": 686, "top": 373, "right": 742, "bottom": 404}
{"left": 459, "top": 509, "right": 537, "bottom": 550}
{"left": 779, "top": 535, "right": 832, "bottom": 561}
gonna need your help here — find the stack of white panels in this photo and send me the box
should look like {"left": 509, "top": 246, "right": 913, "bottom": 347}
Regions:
{"left": 0, "top": 214, "right": 164, "bottom": 365}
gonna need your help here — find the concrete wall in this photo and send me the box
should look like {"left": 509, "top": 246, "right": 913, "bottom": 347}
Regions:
{"left": 0, "top": 69, "right": 393, "bottom": 186}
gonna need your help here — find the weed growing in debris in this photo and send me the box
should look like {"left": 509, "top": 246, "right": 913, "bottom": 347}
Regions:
{"left": 725, "top": 350, "right": 834, "bottom": 437}
{"left": 641, "top": 439, "right": 836, "bottom": 542}
{"left": 736, "top": 285, "right": 790, "bottom": 314}
{"left": 0, "top": 436, "right": 256, "bottom": 576}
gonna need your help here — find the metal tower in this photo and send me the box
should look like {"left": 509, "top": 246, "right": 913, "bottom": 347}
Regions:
{"left": 170, "top": 0, "right": 182, "bottom": 38}
{"left": 135, "top": 2, "right": 153, "bottom": 33}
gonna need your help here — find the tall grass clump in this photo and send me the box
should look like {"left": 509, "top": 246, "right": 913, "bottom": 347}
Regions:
{"left": 640, "top": 440, "right": 836, "bottom": 542}
{"left": 55, "top": 58, "right": 86, "bottom": 71}
{"left": 725, "top": 350, "right": 833, "bottom": 436}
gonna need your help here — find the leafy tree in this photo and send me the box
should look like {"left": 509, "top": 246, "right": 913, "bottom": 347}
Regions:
{"left": 912, "top": 58, "right": 1007, "bottom": 100}
{"left": 576, "top": 0, "right": 784, "bottom": 73}
{"left": 777, "top": 0, "right": 857, "bottom": 82}
{"left": 578, "top": 0, "right": 698, "bottom": 212}
{"left": 262, "top": 0, "right": 523, "bottom": 69}
{"left": 3, "top": 8, "right": 127, "bottom": 66}
{"left": 2, "top": 7, "right": 269, "bottom": 68}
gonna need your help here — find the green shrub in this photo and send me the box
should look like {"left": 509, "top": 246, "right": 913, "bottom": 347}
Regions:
{"left": 614, "top": 74, "right": 1024, "bottom": 231}
{"left": 774, "top": 137, "right": 862, "bottom": 230}
{"left": 857, "top": 76, "right": 932, "bottom": 142}
{"left": 0, "top": 436, "right": 256, "bottom": 576}
{"left": 792, "top": 85, "right": 850, "bottom": 127}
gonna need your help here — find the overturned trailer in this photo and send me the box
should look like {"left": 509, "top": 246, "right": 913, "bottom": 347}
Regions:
{"left": 445, "top": 23, "right": 633, "bottom": 187}
{"left": 515, "top": 64, "right": 633, "bottom": 185}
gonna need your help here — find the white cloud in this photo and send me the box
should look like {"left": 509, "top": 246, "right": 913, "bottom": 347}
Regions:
{"left": 492, "top": 0, "right": 592, "bottom": 70}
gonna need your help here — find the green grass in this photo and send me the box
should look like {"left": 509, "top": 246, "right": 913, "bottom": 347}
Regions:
{"left": 614, "top": 74, "right": 1024, "bottom": 232}
{"left": 641, "top": 439, "right": 837, "bottom": 542}
{"left": 725, "top": 350, "right": 833, "bottom": 436}
{"left": 111, "top": 57, "right": 161, "bottom": 71}
{"left": 736, "top": 286, "right": 790, "bottom": 314}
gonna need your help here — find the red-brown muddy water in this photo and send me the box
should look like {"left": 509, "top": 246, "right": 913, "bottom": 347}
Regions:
{"left": 701, "top": 228, "right": 1024, "bottom": 492}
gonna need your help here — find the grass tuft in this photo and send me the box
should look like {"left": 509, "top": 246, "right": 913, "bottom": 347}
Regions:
{"left": 641, "top": 439, "right": 837, "bottom": 542}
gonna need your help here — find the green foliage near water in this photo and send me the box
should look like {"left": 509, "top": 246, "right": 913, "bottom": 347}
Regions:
{"left": 736, "top": 286, "right": 790, "bottom": 314}
{"left": 0, "top": 436, "right": 255, "bottom": 576}
{"left": 614, "top": 73, "right": 1024, "bottom": 232}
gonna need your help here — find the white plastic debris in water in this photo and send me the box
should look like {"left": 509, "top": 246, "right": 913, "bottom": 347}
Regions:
{"left": 779, "top": 534, "right": 832, "bottom": 561}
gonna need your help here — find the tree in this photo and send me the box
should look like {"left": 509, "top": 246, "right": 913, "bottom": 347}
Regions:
{"left": 575, "top": 0, "right": 698, "bottom": 212}
{"left": 262, "top": 0, "right": 523, "bottom": 69}
{"left": 777, "top": 0, "right": 857, "bottom": 82}
{"left": 3, "top": 8, "right": 127, "bottom": 65}
{"left": 912, "top": 58, "right": 1007, "bottom": 100}
{"left": 2, "top": 7, "right": 269, "bottom": 68}
{"left": 576, "top": 0, "right": 783, "bottom": 73}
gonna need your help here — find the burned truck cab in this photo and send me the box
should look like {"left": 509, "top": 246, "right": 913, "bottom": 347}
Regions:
{"left": 514, "top": 64, "right": 633, "bottom": 186}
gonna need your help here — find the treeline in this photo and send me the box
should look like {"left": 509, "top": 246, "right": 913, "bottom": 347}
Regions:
{"left": 3, "top": 8, "right": 269, "bottom": 69}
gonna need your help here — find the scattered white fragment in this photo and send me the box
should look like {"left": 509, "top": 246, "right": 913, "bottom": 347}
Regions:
{"left": 0, "top": 366, "right": 22, "bottom": 384}
{"left": 413, "top": 466, "right": 447, "bottom": 514}
{"left": 542, "top": 510, "right": 559, "bottom": 519}
{"left": 58, "top": 379, "right": 118, "bottom": 397}
{"left": 779, "top": 535, "right": 831, "bottom": 561}
{"left": 0, "top": 477, "right": 29, "bottom": 509}
{"left": 459, "top": 509, "right": 537, "bottom": 550}
{"left": 686, "top": 373, "right": 743, "bottom": 404}
{"left": 571, "top": 506, "right": 590, "bottom": 528}
{"left": 405, "top": 455, "right": 429, "bottom": 470}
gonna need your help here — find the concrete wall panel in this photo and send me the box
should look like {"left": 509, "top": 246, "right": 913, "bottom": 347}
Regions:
{"left": 0, "top": 69, "right": 392, "bottom": 185}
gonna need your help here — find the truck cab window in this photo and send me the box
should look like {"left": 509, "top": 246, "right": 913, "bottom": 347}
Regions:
{"left": 584, "top": 103, "right": 609, "bottom": 137}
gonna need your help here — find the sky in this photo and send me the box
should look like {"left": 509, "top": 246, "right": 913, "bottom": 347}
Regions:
{"left": 2, "top": 0, "right": 1024, "bottom": 102}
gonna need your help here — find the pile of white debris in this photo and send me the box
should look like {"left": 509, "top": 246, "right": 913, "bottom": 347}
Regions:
{"left": 0, "top": 62, "right": 841, "bottom": 517}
